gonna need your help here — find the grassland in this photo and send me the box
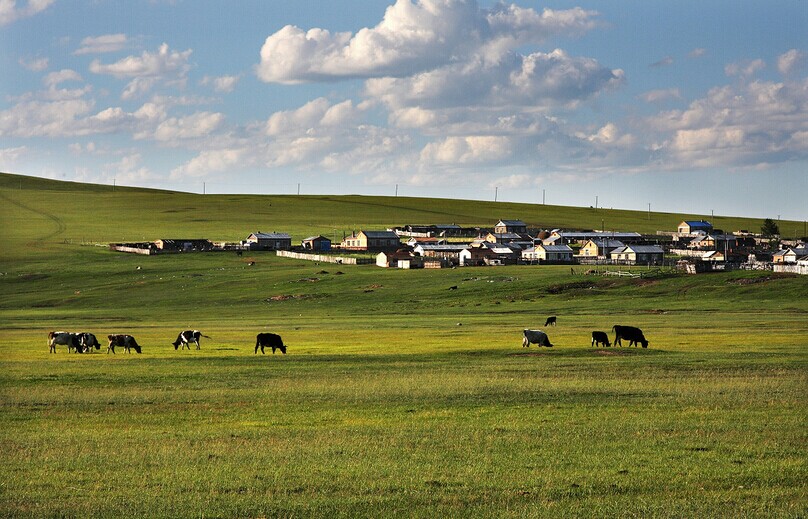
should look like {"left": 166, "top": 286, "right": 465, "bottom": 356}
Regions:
{"left": 0, "top": 173, "right": 806, "bottom": 517}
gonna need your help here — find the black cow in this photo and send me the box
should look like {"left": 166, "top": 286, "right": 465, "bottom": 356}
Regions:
{"left": 107, "top": 334, "right": 142, "bottom": 354}
{"left": 48, "top": 331, "right": 80, "bottom": 353}
{"left": 591, "top": 331, "right": 611, "bottom": 348}
{"left": 255, "top": 333, "right": 286, "bottom": 354}
{"left": 612, "top": 325, "right": 649, "bottom": 348}
{"left": 172, "top": 330, "right": 210, "bottom": 350}
{"left": 522, "top": 329, "right": 553, "bottom": 347}
{"left": 78, "top": 332, "right": 101, "bottom": 353}
{"left": 544, "top": 316, "right": 557, "bottom": 326}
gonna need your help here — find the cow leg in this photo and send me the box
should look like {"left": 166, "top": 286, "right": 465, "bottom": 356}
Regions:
{"left": 255, "top": 344, "right": 259, "bottom": 354}
{"left": 107, "top": 345, "right": 115, "bottom": 354}
{"left": 195, "top": 340, "right": 200, "bottom": 350}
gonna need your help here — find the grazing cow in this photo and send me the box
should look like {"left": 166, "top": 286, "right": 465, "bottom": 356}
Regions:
{"left": 612, "top": 325, "right": 649, "bottom": 348}
{"left": 255, "top": 333, "right": 286, "bottom": 354}
{"left": 107, "top": 334, "right": 142, "bottom": 354}
{"left": 172, "top": 330, "right": 210, "bottom": 350}
{"left": 544, "top": 316, "right": 557, "bottom": 326}
{"left": 77, "top": 332, "right": 101, "bottom": 353}
{"left": 47, "top": 331, "right": 79, "bottom": 353}
{"left": 591, "top": 331, "right": 611, "bottom": 348}
{"left": 522, "top": 329, "right": 553, "bottom": 348}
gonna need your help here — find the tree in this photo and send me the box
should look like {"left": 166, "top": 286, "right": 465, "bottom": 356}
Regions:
{"left": 761, "top": 218, "right": 780, "bottom": 237}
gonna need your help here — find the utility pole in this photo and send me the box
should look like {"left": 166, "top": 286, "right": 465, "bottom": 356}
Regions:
{"left": 203, "top": 182, "right": 206, "bottom": 195}
{"left": 494, "top": 186, "right": 498, "bottom": 202}
{"left": 648, "top": 203, "right": 651, "bottom": 220}
{"left": 542, "top": 189, "right": 546, "bottom": 205}
{"left": 297, "top": 183, "right": 300, "bottom": 195}
{"left": 595, "top": 195, "right": 598, "bottom": 210}
{"left": 113, "top": 178, "right": 115, "bottom": 192}
{"left": 395, "top": 184, "right": 398, "bottom": 197}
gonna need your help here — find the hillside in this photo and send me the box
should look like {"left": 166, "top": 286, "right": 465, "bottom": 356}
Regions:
{"left": 1, "top": 172, "right": 802, "bottom": 263}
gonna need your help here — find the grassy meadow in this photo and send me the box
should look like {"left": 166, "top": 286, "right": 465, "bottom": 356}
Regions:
{"left": 0, "top": 173, "right": 806, "bottom": 517}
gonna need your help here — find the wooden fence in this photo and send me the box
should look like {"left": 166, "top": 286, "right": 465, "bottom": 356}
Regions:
{"left": 276, "top": 250, "right": 375, "bottom": 265}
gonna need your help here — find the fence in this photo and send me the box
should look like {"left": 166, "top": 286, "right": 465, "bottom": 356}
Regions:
{"left": 276, "top": 250, "right": 375, "bottom": 265}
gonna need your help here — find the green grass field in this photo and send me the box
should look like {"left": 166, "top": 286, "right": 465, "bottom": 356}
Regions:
{"left": 1, "top": 173, "right": 806, "bottom": 517}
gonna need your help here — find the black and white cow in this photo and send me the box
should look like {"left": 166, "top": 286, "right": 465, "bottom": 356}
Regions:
{"left": 48, "top": 331, "right": 79, "bottom": 353}
{"left": 255, "top": 333, "right": 286, "bottom": 354}
{"left": 78, "top": 332, "right": 101, "bottom": 353}
{"left": 591, "top": 331, "right": 611, "bottom": 348}
{"left": 172, "top": 330, "right": 210, "bottom": 350}
{"left": 107, "top": 334, "right": 142, "bottom": 354}
{"left": 612, "top": 325, "right": 649, "bottom": 348}
{"left": 522, "top": 329, "right": 553, "bottom": 348}
{"left": 544, "top": 316, "right": 557, "bottom": 326}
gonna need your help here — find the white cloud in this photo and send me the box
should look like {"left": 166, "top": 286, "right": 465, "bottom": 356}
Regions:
{"left": 43, "top": 69, "right": 82, "bottom": 88}
{"left": 777, "top": 49, "right": 806, "bottom": 76}
{"left": 151, "top": 111, "right": 225, "bottom": 141}
{"left": 90, "top": 43, "right": 192, "bottom": 99}
{"left": 256, "top": 0, "right": 599, "bottom": 83}
{"left": 170, "top": 148, "right": 247, "bottom": 178}
{"left": 200, "top": 74, "right": 240, "bottom": 93}
{"left": 638, "top": 88, "right": 681, "bottom": 104}
{"left": 0, "top": 0, "right": 54, "bottom": 26}
{"left": 420, "top": 135, "right": 512, "bottom": 164}
{"left": 724, "top": 59, "right": 765, "bottom": 78}
{"left": 0, "top": 145, "right": 28, "bottom": 168}
{"left": 74, "top": 33, "right": 130, "bottom": 55}
{"left": 368, "top": 49, "right": 623, "bottom": 115}
{"left": 19, "top": 56, "right": 49, "bottom": 71}
{"left": 688, "top": 48, "right": 706, "bottom": 59}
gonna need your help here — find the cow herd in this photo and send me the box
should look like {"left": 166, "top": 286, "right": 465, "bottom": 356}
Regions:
{"left": 48, "top": 321, "right": 647, "bottom": 355}
{"left": 522, "top": 319, "right": 650, "bottom": 349}
{"left": 47, "top": 329, "right": 286, "bottom": 355}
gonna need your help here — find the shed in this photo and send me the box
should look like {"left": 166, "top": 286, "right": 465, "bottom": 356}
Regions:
{"left": 302, "top": 235, "right": 331, "bottom": 252}
{"left": 246, "top": 232, "right": 292, "bottom": 251}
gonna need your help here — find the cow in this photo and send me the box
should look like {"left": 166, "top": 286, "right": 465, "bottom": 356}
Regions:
{"left": 612, "top": 325, "right": 649, "bottom": 348}
{"left": 172, "top": 330, "right": 210, "bottom": 350}
{"left": 47, "top": 331, "right": 79, "bottom": 353}
{"left": 255, "top": 333, "right": 286, "bottom": 354}
{"left": 78, "top": 332, "right": 101, "bottom": 353}
{"left": 591, "top": 331, "right": 611, "bottom": 348}
{"left": 107, "top": 334, "right": 142, "bottom": 354}
{"left": 522, "top": 329, "right": 553, "bottom": 348}
{"left": 544, "top": 316, "right": 557, "bottom": 326}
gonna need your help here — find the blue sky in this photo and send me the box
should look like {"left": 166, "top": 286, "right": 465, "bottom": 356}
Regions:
{"left": 1, "top": 0, "right": 806, "bottom": 220}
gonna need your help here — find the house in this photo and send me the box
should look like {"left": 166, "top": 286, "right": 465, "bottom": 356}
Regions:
{"left": 773, "top": 246, "right": 808, "bottom": 263}
{"left": 484, "top": 232, "right": 534, "bottom": 249}
{"left": 610, "top": 245, "right": 664, "bottom": 265}
{"left": 245, "top": 232, "right": 292, "bottom": 251}
{"left": 406, "top": 237, "right": 445, "bottom": 247}
{"left": 578, "top": 239, "right": 625, "bottom": 258}
{"left": 154, "top": 239, "right": 213, "bottom": 252}
{"left": 341, "top": 230, "right": 401, "bottom": 251}
{"left": 376, "top": 250, "right": 422, "bottom": 268}
{"left": 301, "top": 235, "right": 331, "bottom": 252}
{"left": 702, "top": 250, "right": 725, "bottom": 262}
{"left": 678, "top": 220, "right": 713, "bottom": 234}
{"left": 688, "top": 233, "right": 738, "bottom": 251}
{"left": 522, "top": 244, "right": 574, "bottom": 263}
{"left": 546, "top": 231, "right": 643, "bottom": 245}
{"left": 494, "top": 219, "right": 527, "bottom": 234}
{"left": 459, "top": 247, "right": 496, "bottom": 266}
{"left": 412, "top": 243, "right": 467, "bottom": 265}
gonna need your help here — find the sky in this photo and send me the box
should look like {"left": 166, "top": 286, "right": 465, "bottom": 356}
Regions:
{"left": 1, "top": 0, "right": 807, "bottom": 220}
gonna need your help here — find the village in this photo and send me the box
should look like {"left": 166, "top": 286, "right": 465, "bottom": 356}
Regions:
{"left": 108, "top": 218, "right": 808, "bottom": 275}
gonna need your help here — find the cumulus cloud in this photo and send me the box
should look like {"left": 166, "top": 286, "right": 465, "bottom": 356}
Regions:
{"left": 778, "top": 49, "right": 806, "bottom": 76}
{"left": 256, "top": 0, "right": 599, "bottom": 83}
{"left": 90, "top": 43, "right": 192, "bottom": 99}
{"left": 151, "top": 111, "right": 225, "bottom": 141}
{"left": 200, "top": 74, "right": 240, "bottom": 93}
{"left": 725, "top": 58, "right": 765, "bottom": 78}
{"left": 266, "top": 98, "right": 362, "bottom": 136}
{"left": 74, "top": 33, "right": 130, "bottom": 55}
{"left": 646, "top": 75, "right": 808, "bottom": 169}
{"left": 368, "top": 49, "right": 624, "bottom": 115}
{"left": 43, "top": 69, "right": 82, "bottom": 88}
{"left": 638, "top": 88, "right": 682, "bottom": 104}
{"left": 0, "top": 0, "right": 54, "bottom": 26}
{"left": 420, "top": 135, "right": 512, "bottom": 164}
{"left": 19, "top": 56, "right": 49, "bottom": 71}
{"left": 170, "top": 148, "right": 247, "bottom": 179}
